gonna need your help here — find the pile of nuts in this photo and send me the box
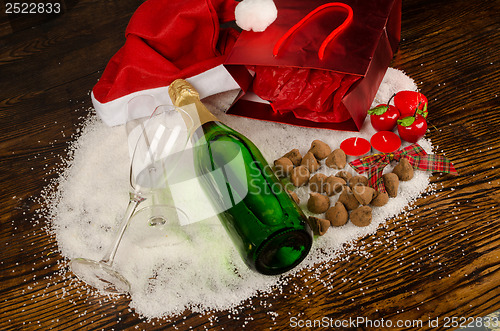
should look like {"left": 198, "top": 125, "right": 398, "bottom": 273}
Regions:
{"left": 274, "top": 140, "right": 416, "bottom": 236}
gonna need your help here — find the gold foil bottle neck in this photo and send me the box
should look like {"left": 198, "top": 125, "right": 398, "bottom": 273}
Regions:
{"left": 169, "top": 79, "right": 200, "bottom": 106}
{"left": 168, "top": 79, "right": 219, "bottom": 126}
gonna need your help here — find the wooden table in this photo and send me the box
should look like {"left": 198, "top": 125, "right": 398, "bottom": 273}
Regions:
{"left": 1, "top": 0, "right": 499, "bottom": 329}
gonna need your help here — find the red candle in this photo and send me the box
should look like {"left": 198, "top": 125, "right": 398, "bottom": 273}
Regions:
{"left": 340, "top": 137, "right": 371, "bottom": 162}
{"left": 370, "top": 131, "right": 401, "bottom": 154}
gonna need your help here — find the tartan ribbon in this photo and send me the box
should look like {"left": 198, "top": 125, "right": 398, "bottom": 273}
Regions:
{"left": 348, "top": 144, "right": 458, "bottom": 193}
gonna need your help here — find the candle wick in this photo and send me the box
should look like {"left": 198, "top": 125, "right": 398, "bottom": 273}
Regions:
{"left": 383, "top": 136, "right": 387, "bottom": 143}
{"left": 354, "top": 137, "right": 358, "bottom": 147}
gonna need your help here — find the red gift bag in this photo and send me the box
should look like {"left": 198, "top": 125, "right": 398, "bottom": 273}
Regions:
{"left": 224, "top": 0, "right": 401, "bottom": 131}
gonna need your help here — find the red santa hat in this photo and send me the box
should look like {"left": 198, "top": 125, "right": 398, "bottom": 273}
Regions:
{"left": 92, "top": 0, "right": 277, "bottom": 126}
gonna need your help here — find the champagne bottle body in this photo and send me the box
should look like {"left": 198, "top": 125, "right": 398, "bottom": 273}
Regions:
{"left": 168, "top": 79, "right": 312, "bottom": 275}
{"left": 191, "top": 120, "right": 312, "bottom": 275}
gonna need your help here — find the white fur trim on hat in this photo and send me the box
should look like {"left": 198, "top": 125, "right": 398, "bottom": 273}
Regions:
{"left": 92, "top": 65, "right": 240, "bottom": 127}
{"left": 235, "top": 0, "right": 277, "bottom": 32}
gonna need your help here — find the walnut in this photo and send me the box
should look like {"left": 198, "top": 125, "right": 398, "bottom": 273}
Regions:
{"left": 325, "top": 202, "right": 348, "bottom": 227}
{"left": 393, "top": 157, "right": 414, "bottom": 181}
{"left": 273, "top": 157, "right": 294, "bottom": 177}
{"left": 323, "top": 176, "right": 346, "bottom": 196}
{"left": 307, "top": 216, "right": 330, "bottom": 236}
{"left": 308, "top": 140, "right": 331, "bottom": 160}
{"left": 301, "top": 151, "right": 320, "bottom": 173}
{"left": 335, "top": 170, "right": 352, "bottom": 182}
{"left": 309, "top": 173, "right": 328, "bottom": 193}
{"left": 349, "top": 175, "right": 369, "bottom": 189}
{"left": 290, "top": 165, "right": 310, "bottom": 187}
{"left": 325, "top": 149, "right": 347, "bottom": 169}
{"left": 307, "top": 192, "right": 330, "bottom": 214}
{"left": 382, "top": 173, "right": 399, "bottom": 198}
{"left": 350, "top": 206, "right": 372, "bottom": 227}
{"left": 370, "top": 191, "right": 389, "bottom": 207}
{"left": 283, "top": 148, "right": 302, "bottom": 167}
{"left": 352, "top": 185, "right": 375, "bottom": 205}
{"left": 338, "top": 186, "right": 360, "bottom": 211}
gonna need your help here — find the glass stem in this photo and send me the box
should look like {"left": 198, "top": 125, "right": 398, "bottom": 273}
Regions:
{"left": 100, "top": 192, "right": 145, "bottom": 266}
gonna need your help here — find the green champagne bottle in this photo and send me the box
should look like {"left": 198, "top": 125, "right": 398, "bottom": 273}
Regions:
{"left": 169, "top": 79, "right": 312, "bottom": 275}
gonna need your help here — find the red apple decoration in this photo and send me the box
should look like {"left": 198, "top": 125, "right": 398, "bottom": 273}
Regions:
{"left": 368, "top": 104, "right": 400, "bottom": 131}
{"left": 397, "top": 114, "right": 427, "bottom": 143}
{"left": 394, "top": 90, "right": 428, "bottom": 119}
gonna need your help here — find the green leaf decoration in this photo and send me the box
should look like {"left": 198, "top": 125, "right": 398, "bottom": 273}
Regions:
{"left": 397, "top": 116, "right": 416, "bottom": 127}
{"left": 417, "top": 103, "right": 428, "bottom": 118}
{"left": 368, "top": 105, "right": 388, "bottom": 115}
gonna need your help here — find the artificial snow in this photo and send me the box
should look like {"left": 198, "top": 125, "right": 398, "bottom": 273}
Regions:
{"left": 41, "top": 68, "right": 434, "bottom": 319}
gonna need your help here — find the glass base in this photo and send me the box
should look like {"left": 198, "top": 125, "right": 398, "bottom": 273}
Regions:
{"left": 70, "top": 258, "right": 130, "bottom": 294}
{"left": 127, "top": 204, "right": 190, "bottom": 248}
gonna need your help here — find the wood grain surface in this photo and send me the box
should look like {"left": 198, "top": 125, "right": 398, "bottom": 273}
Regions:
{"left": 1, "top": 0, "right": 499, "bottom": 330}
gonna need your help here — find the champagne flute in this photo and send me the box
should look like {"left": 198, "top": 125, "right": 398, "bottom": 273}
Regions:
{"left": 70, "top": 102, "right": 193, "bottom": 294}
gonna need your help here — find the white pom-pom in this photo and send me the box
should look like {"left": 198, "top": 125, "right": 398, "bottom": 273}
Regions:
{"left": 235, "top": 0, "right": 277, "bottom": 32}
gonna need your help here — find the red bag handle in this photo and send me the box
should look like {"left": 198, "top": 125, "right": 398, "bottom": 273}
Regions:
{"left": 273, "top": 2, "right": 354, "bottom": 60}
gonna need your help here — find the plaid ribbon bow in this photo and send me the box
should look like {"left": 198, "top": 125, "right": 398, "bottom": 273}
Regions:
{"left": 348, "top": 144, "right": 458, "bottom": 193}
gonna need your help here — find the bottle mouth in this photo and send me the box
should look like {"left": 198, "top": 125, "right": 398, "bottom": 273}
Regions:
{"left": 254, "top": 227, "right": 313, "bottom": 275}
